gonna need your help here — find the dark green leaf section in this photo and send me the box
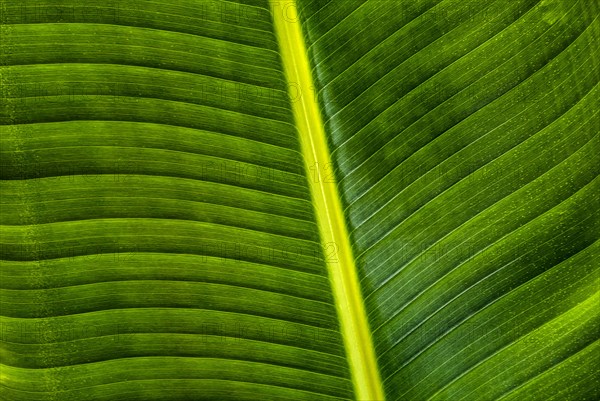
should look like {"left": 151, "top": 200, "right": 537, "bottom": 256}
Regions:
{"left": 297, "top": 0, "right": 600, "bottom": 399}
{"left": 0, "top": 1, "right": 353, "bottom": 400}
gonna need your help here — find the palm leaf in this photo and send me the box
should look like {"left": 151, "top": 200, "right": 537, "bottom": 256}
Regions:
{"left": 1, "top": 0, "right": 598, "bottom": 400}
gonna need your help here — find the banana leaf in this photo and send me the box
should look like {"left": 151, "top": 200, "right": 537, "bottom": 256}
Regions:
{"left": 1, "top": 0, "right": 598, "bottom": 400}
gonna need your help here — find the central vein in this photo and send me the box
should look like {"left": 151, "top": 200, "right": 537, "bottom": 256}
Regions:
{"left": 269, "top": 2, "right": 385, "bottom": 400}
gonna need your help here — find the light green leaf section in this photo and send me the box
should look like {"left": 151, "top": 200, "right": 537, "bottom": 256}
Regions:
{"left": 0, "top": 1, "right": 354, "bottom": 400}
{"left": 296, "top": 0, "right": 599, "bottom": 400}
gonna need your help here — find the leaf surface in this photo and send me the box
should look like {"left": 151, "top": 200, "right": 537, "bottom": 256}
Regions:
{"left": 296, "top": 0, "right": 599, "bottom": 399}
{"left": 2, "top": 0, "right": 599, "bottom": 400}
{"left": 0, "top": 1, "right": 353, "bottom": 400}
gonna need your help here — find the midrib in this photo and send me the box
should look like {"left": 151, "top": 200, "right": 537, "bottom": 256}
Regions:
{"left": 269, "top": 2, "right": 385, "bottom": 400}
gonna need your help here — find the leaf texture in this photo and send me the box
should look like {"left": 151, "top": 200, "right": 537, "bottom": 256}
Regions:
{"left": 1, "top": 0, "right": 599, "bottom": 400}
{"left": 0, "top": 1, "right": 354, "bottom": 400}
{"left": 296, "top": 0, "right": 600, "bottom": 399}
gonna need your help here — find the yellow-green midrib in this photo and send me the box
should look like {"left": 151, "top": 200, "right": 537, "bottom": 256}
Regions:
{"left": 269, "top": 1, "right": 386, "bottom": 400}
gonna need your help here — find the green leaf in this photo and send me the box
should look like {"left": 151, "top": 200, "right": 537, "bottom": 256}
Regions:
{"left": 296, "top": 0, "right": 599, "bottom": 400}
{"left": 0, "top": 1, "right": 353, "bottom": 400}
{"left": 1, "top": 0, "right": 598, "bottom": 400}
